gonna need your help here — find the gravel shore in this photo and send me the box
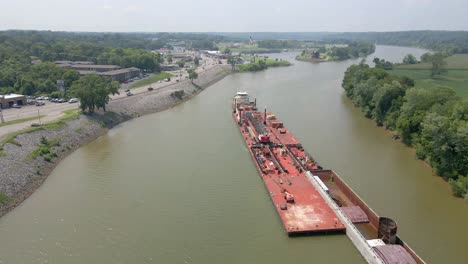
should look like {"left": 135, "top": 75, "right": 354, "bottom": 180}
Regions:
{"left": 0, "top": 65, "right": 231, "bottom": 217}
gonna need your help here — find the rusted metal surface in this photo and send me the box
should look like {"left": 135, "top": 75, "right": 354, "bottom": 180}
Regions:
{"left": 374, "top": 245, "right": 417, "bottom": 264}
{"left": 342, "top": 206, "right": 369, "bottom": 224}
{"left": 233, "top": 106, "right": 345, "bottom": 234}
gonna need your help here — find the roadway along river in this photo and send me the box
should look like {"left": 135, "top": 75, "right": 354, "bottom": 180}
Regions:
{"left": 0, "top": 46, "right": 467, "bottom": 263}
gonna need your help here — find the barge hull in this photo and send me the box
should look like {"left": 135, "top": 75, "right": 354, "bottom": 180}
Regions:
{"left": 234, "top": 111, "right": 345, "bottom": 235}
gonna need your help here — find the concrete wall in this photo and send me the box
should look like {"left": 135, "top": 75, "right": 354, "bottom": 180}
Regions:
{"left": 305, "top": 171, "right": 385, "bottom": 264}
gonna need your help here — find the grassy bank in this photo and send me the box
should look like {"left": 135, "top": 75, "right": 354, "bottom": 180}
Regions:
{"left": 217, "top": 43, "right": 277, "bottom": 53}
{"left": 130, "top": 72, "right": 174, "bottom": 89}
{"left": 390, "top": 54, "right": 468, "bottom": 97}
{"left": 0, "top": 109, "right": 80, "bottom": 156}
{"left": 295, "top": 53, "right": 326, "bottom": 62}
{"left": 238, "top": 55, "right": 291, "bottom": 72}
{"left": 0, "top": 115, "right": 45, "bottom": 127}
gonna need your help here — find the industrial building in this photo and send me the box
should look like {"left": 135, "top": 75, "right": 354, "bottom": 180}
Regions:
{"left": 59, "top": 64, "right": 122, "bottom": 72}
{"left": 0, "top": 94, "right": 27, "bottom": 109}
{"left": 99, "top": 67, "right": 141, "bottom": 82}
{"left": 55, "top": 61, "right": 141, "bottom": 82}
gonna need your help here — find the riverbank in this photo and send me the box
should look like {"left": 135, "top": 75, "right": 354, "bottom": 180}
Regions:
{"left": 342, "top": 60, "right": 468, "bottom": 200}
{"left": 295, "top": 56, "right": 326, "bottom": 63}
{"left": 0, "top": 65, "right": 231, "bottom": 217}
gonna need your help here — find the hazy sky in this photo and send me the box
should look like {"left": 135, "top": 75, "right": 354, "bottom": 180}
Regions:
{"left": 1, "top": 0, "right": 467, "bottom": 32}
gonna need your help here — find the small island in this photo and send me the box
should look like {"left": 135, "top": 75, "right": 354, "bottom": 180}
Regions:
{"left": 296, "top": 41, "right": 375, "bottom": 62}
{"left": 236, "top": 54, "right": 291, "bottom": 72}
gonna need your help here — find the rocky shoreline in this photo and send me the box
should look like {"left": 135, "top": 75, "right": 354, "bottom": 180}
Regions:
{"left": 0, "top": 65, "right": 231, "bottom": 218}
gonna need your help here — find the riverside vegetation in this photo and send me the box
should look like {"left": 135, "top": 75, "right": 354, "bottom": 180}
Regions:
{"left": 0, "top": 31, "right": 237, "bottom": 98}
{"left": 296, "top": 41, "right": 376, "bottom": 62}
{"left": 342, "top": 58, "right": 468, "bottom": 199}
{"left": 236, "top": 55, "right": 291, "bottom": 72}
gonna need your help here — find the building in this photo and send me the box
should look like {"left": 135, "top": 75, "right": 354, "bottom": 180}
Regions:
{"left": 203, "top": 50, "right": 229, "bottom": 59}
{"left": 160, "top": 64, "right": 180, "bottom": 71}
{"left": 60, "top": 64, "right": 122, "bottom": 72}
{"left": 0, "top": 94, "right": 27, "bottom": 109}
{"left": 99, "top": 68, "right": 141, "bottom": 82}
{"left": 55, "top": 60, "right": 94, "bottom": 65}
{"left": 55, "top": 61, "right": 141, "bottom": 82}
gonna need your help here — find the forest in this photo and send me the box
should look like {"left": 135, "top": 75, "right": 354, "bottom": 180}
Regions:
{"left": 342, "top": 62, "right": 468, "bottom": 199}
{"left": 256, "top": 39, "right": 301, "bottom": 49}
{"left": 325, "top": 31, "right": 468, "bottom": 53}
{"left": 0, "top": 31, "right": 228, "bottom": 96}
{"left": 326, "top": 40, "right": 376, "bottom": 60}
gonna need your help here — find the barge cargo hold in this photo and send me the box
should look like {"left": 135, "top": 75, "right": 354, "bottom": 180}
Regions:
{"left": 232, "top": 92, "right": 345, "bottom": 235}
{"left": 232, "top": 91, "right": 425, "bottom": 263}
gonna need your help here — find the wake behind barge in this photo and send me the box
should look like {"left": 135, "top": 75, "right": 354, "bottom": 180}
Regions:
{"left": 232, "top": 92, "right": 425, "bottom": 264}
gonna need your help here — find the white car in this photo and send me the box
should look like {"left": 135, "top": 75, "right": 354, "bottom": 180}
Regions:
{"left": 69, "top": 98, "right": 78, "bottom": 103}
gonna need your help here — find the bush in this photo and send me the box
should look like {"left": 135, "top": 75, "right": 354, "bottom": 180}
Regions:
{"left": 170, "top": 90, "right": 185, "bottom": 100}
{"left": 449, "top": 176, "right": 468, "bottom": 199}
{"left": 0, "top": 192, "right": 8, "bottom": 205}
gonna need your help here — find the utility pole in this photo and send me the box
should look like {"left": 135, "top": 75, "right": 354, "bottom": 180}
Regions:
{"left": 38, "top": 109, "right": 41, "bottom": 125}
{"left": 0, "top": 95, "right": 4, "bottom": 123}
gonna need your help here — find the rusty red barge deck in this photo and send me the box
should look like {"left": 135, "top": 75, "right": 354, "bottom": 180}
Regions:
{"left": 232, "top": 92, "right": 425, "bottom": 263}
{"left": 232, "top": 93, "right": 345, "bottom": 235}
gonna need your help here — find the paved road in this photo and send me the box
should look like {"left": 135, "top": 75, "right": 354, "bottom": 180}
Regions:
{"left": 0, "top": 55, "right": 224, "bottom": 139}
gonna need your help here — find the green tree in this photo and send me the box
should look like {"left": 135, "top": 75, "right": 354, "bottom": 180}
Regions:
{"left": 371, "top": 81, "right": 406, "bottom": 125}
{"left": 187, "top": 69, "right": 198, "bottom": 82}
{"left": 396, "top": 86, "right": 457, "bottom": 144}
{"left": 223, "top": 48, "right": 231, "bottom": 55}
{"left": 430, "top": 53, "right": 448, "bottom": 77}
{"left": 228, "top": 56, "right": 238, "bottom": 71}
{"left": 194, "top": 57, "right": 199, "bottom": 66}
{"left": 402, "top": 54, "right": 417, "bottom": 64}
{"left": 70, "top": 74, "right": 119, "bottom": 113}
{"left": 420, "top": 53, "right": 432, "bottom": 63}
{"left": 176, "top": 61, "right": 185, "bottom": 68}
{"left": 167, "top": 54, "right": 173, "bottom": 63}
{"left": 62, "top": 69, "right": 80, "bottom": 87}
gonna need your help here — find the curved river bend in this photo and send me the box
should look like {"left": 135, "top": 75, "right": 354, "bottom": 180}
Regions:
{"left": 0, "top": 46, "right": 466, "bottom": 263}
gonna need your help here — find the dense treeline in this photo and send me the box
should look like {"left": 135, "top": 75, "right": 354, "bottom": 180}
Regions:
{"left": 97, "top": 48, "right": 162, "bottom": 72}
{"left": 0, "top": 61, "right": 80, "bottom": 95}
{"left": 257, "top": 39, "right": 301, "bottom": 49}
{"left": 325, "top": 31, "right": 468, "bottom": 53}
{"left": 0, "top": 30, "right": 233, "bottom": 96}
{"left": 327, "top": 40, "right": 376, "bottom": 60}
{"left": 0, "top": 31, "right": 180, "bottom": 96}
{"left": 342, "top": 62, "right": 468, "bottom": 199}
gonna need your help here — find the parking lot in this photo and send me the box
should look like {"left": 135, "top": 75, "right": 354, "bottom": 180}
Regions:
{"left": 0, "top": 54, "right": 224, "bottom": 138}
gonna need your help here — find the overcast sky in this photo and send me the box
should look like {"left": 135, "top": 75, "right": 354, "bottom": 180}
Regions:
{"left": 1, "top": 0, "right": 467, "bottom": 32}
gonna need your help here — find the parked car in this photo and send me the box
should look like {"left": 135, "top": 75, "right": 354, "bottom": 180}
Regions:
{"left": 125, "top": 89, "right": 130, "bottom": 92}
{"left": 68, "top": 98, "right": 78, "bottom": 103}
{"left": 35, "top": 101, "right": 45, "bottom": 106}
{"left": 126, "top": 92, "right": 133, "bottom": 96}
{"left": 12, "top": 104, "right": 22, "bottom": 108}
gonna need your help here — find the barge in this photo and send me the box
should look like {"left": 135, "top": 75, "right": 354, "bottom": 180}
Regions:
{"left": 232, "top": 91, "right": 425, "bottom": 263}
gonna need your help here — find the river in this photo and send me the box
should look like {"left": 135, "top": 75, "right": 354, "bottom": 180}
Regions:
{"left": 0, "top": 46, "right": 466, "bottom": 263}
